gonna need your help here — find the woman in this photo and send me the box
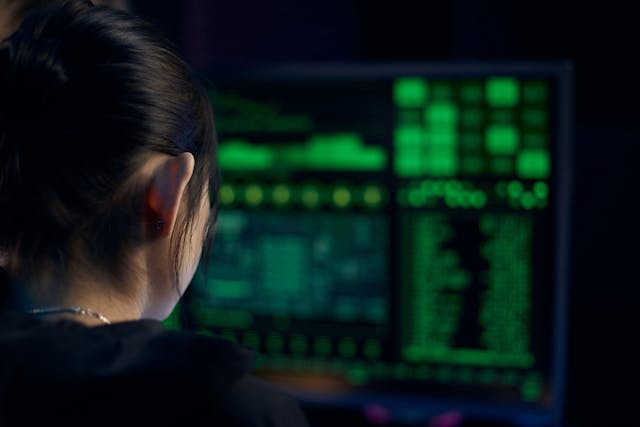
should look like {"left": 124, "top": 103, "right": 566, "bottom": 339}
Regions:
{"left": 0, "top": 1, "right": 308, "bottom": 425}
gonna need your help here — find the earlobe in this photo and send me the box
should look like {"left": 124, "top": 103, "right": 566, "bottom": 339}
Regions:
{"left": 143, "top": 153, "right": 195, "bottom": 239}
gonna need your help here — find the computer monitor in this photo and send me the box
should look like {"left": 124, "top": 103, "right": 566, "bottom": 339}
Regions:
{"left": 177, "top": 63, "right": 572, "bottom": 427}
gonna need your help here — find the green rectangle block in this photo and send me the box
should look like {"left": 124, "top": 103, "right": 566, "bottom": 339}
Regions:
{"left": 395, "top": 155, "right": 422, "bottom": 176}
{"left": 517, "top": 149, "right": 550, "bottom": 178}
{"left": 486, "top": 77, "right": 520, "bottom": 107}
{"left": 219, "top": 140, "right": 274, "bottom": 170}
{"left": 425, "top": 102, "right": 458, "bottom": 126}
{"left": 395, "top": 125, "right": 423, "bottom": 146}
{"left": 394, "top": 77, "right": 429, "bottom": 107}
{"left": 486, "top": 125, "right": 519, "bottom": 155}
{"left": 427, "top": 154, "right": 458, "bottom": 176}
{"left": 417, "top": 348, "right": 535, "bottom": 368}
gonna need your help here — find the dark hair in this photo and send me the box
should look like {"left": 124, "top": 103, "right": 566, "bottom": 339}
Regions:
{"left": 0, "top": 1, "right": 218, "bottom": 291}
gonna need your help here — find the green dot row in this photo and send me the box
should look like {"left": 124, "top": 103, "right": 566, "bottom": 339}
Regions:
{"left": 218, "top": 182, "right": 388, "bottom": 209}
{"left": 214, "top": 330, "right": 384, "bottom": 360}
{"left": 394, "top": 77, "right": 547, "bottom": 108}
{"left": 398, "top": 179, "right": 488, "bottom": 209}
{"left": 496, "top": 180, "right": 549, "bottom": 210}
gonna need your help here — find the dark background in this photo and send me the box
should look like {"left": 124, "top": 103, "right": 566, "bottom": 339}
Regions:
{"left": 127, "top": 1, "right": 639, "bottom": 426}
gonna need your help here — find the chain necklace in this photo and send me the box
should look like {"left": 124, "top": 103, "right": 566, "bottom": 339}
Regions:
{"left": 25, "top": 306, "right": 112, "bottom": 324}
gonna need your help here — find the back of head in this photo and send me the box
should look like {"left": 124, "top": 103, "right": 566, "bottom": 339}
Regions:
{"left": 0, "top": 0, "right": 218, "bottom": 292}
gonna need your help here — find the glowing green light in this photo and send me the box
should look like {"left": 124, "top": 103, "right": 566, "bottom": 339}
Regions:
{"left": 459, "top": 192, "right": 471, "bottom": 208}
{"left": 218, "top": 140, "right": 273, "bottom": 170}
{"left": 430, "top": 131, "right": 457, "bottom": 148}
{"left": 363, "top": 185, "right": 383, "bottom": 207}
{"left": 445, "top": 195, "right": 459, "bottom": 208}
{"left": 306, "top": 134, "right": 387, "bottom": 171}
{"left": 347, "top": 366, "right": 369, "bottom": 385}
{"left": 534, "top": 181, "right": 549, "bottom": 199}
{"left": 219, "top": 184, "right": 236, "bottom": 205}
{"left": 517, "top": 149, "right": 550, "bottom": 178}
{"left": 272, "top": 184, "right": 291, "bottom": 205}
{"left": 507, "top": 180, "right": 524, "bottom": 198}
{"left": 220, "top": 135, "right": 387, "bottom": 172}
{"left": 470, "top": 191, "right": 488, "bottom": 208}
{"left": 333, "top": 187, "right": 352, "bottom": 208}
{"left": 395, "top": 124, "right": 423, "bottom": 147}
{"left": 301, "top": 186, "right": 320, "bottom": 208}
{"left": 486, "top": 77, "right": 520, "bottom": 107}
{"left": 394, "top": 77, "right": 428, "bottom": 107}
{"left": 428, "top": 154, "right": 458, "bottom": 177}
{"left": 425, "top": 102, "right": 458, "bottom": 127}
{"left": 162, "top": 304, "right": 181, "bottom": 330}
{"left": 394, "top": 154, "right": 422, "bottom": 177}
{"left": 445, "top": 180, "right": 463, "bottom": 195}
{"left": 245, "top": 184, "right": 264, "bottom": 206}
{"left": 408, "top": 188, "right": 425, "bottom": 207}
{"left": 486, "top": 125, "right": 519, "bottom": 155}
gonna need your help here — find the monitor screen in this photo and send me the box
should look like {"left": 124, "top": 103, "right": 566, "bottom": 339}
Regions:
{"left": 177, "top": 63, "right": 572, "bottom": 426}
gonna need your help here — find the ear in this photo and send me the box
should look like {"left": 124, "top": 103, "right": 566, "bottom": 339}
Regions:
{"left": 144, "top": 153, "right": 195, "bottom": 239}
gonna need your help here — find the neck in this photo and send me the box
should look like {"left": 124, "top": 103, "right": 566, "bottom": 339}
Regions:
{"left": 9, "top": 269, "right": 145, "bottom": 326}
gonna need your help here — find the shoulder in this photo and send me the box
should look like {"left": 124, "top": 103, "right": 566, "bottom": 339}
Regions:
{"left": 0, "top": 311, "right": 309, "bottom": 426}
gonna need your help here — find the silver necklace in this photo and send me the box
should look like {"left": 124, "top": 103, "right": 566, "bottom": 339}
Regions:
{"left": 26, "top": 306, "right": 112, "bottom": 324}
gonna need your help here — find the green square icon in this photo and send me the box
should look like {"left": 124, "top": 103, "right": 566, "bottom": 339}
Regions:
{"left": 517, "top": 149, "right": 550, "bottom": 178}
{"left": 486, "top": 125, "right": 519, "bottom": 155}
{"left": 486, "top": 77, "right": 520, "bottom": 107}
{"left": 394, "top": 78, "right": 429, "bottom": 108}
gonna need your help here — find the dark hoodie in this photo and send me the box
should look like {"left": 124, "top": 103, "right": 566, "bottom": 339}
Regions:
{"left": 0, "top": 310, "right": 309, "bottom": 426}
